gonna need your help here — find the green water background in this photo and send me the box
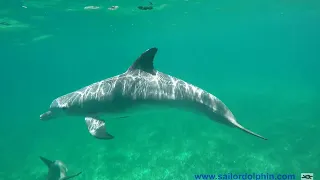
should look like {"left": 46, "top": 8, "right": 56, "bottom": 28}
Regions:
{"left": 0, "top": 0, "right": 319, "bottom": 179}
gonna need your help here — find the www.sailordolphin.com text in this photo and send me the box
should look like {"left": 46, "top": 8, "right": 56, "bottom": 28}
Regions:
{"left": 194, "top": 173, "right": 296, "bottom": 180}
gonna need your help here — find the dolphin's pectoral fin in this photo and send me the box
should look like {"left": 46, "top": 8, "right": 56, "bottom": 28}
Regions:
{"left": 39, "top": 156, "right": 54, "bottom": 168}
{"left": 61, "top": 172, "right": 82, "bottom": 180}
{"left": 126, "top": 47, "right": 158, "bottom": 75}
{"left": 85, "top": 117, "right": 114, "bottom": 140}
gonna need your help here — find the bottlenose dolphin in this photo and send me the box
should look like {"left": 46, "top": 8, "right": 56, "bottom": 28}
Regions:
{"left": 40, "top": 47, "right": 267, "bottom": 140}
{"left": 39, "top": 156, "right": 82, "bottom": 180}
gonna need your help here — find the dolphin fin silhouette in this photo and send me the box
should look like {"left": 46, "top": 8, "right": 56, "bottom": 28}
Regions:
{"left": 39, "top": 156, "right": 54, "bottom": 168}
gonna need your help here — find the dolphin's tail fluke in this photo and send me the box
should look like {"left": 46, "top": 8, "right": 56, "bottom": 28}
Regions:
{"left": 233, "top": 123, "right": 268, "bottom": 140}
{"left": 62, "top": 172, "right": 82, "bottom": 180}
{"left": 39, "top": 156, "right": 54, "bottom": 168}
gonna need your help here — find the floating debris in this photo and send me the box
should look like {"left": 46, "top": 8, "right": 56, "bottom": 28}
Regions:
{"left": 84, "top": 6, "right": 100, "bottom": 10}
{"left": 108, "top": 6, "right": 119, "bottom": 11}
{"left": 138, "top": 1, "right": 153, "bottom": 10}
{"left": 32, "top": 34, "right": 53, "bottom": 42}
{"left": 137, "top": 6, "right": 153, "bottom": 10}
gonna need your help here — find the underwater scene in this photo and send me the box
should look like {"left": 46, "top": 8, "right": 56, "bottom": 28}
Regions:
{"left": 0, "top": 0, "right": 319, "bottom": 180}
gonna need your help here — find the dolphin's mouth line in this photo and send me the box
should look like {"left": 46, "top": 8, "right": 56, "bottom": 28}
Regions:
{"left": 40, "top": 111, "right": 53, "bottom": 121}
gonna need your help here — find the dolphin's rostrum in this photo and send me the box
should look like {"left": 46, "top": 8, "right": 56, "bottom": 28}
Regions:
{"left": 39, "top": 156, "right": 82, "bottom": 180}
{"left": 40, "top": 47, "right": 267, "bottom": 140}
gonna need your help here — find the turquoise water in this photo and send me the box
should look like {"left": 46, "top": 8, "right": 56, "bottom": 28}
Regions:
{"left": 1, "top": 1, "right": 319, "bottom": 179}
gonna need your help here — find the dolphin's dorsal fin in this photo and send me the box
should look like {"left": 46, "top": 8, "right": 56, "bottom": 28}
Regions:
{"left": 39, "top": 156, "right": 54, "bottom": 168}
{"left": 126, "top": 47, "right": 158, "bottom": 75}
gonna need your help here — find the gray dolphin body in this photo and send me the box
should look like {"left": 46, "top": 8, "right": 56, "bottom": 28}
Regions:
{"left": 40, "top": 47, "right": 267, "bottom": 140}
{"left": 39, "top": 156, "right": 81, "bottom": 180}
